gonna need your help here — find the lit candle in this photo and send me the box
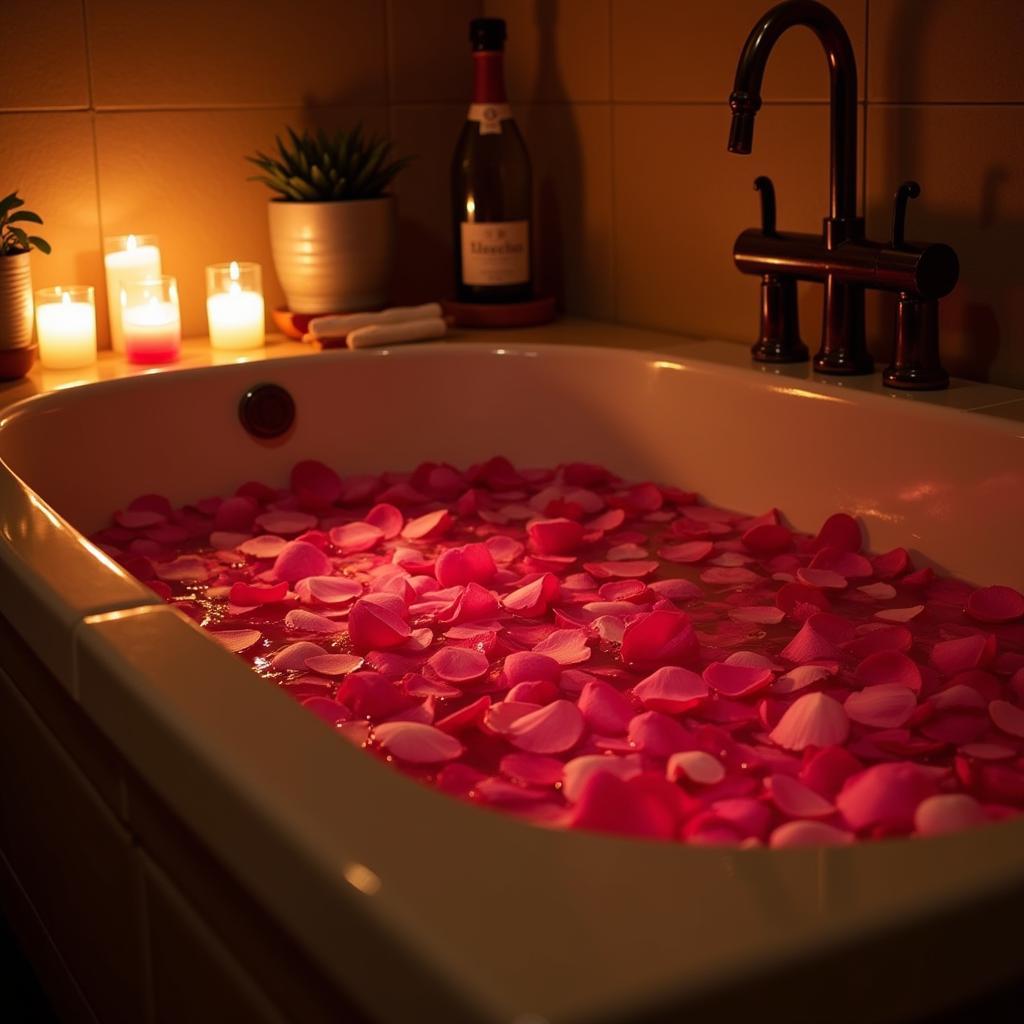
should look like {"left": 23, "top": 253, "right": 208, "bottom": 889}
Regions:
{"left": 205, "top": 260, "right": 265, "bottom": 350}
{"left": 104, "top": 234, "right": 161, "bottom": 353}
{"left": 121, "top": 276, "right": 181, "bottom": 365}
{"left": 35, "top": 286, "right": 98, "bottom": 369}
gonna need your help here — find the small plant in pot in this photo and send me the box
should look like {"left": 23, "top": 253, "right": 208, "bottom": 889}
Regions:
{"left": 0, "top": 192, "right": 50, "bottom": 379}
{"left": 247, "top": 126, "right": 411, "bottom": 314}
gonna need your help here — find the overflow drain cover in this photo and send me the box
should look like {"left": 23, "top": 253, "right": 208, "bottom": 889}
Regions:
{"left": 238, "top": 383, "right": 295, "bottom": 439}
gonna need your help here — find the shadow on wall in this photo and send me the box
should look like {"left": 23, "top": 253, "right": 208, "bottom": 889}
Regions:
{"left": 869, "top": 0, "right": 1020, "bottom": 385}
{"left": 529, "top": 0, "right": 583, "bottom": 311}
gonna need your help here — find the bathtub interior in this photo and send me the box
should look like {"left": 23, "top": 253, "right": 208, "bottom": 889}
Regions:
{"left": 0, "top": 342, "right": 1023, "bottom": 1023}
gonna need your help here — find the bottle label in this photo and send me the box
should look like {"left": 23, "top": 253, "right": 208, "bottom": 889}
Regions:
{"left": 460, "top": 221, "right": 529, "bottom": 286}
{"left": 467, "top": 103, "right": 512, "bottom": 135}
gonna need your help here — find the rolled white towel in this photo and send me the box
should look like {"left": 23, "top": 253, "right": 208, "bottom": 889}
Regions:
{"left": 346, "top": 317, "right": 447, "bottom": 350}
{"left": 309, "top": 303, "right": 442, "bottom": 340}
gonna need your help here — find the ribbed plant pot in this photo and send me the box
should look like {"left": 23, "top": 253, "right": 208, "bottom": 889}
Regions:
{"left": 268, "top": 196, "right": 396, "bottom": 314}
{"left": 0, "top": 250, "right": 34, "bottom": 350}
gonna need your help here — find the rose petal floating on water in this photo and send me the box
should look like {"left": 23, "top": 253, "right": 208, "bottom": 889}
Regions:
{"left": 648, "top": 578, "right": 703, "bottom": 602}
{"left": 872, "top": 547, "right": 910, "bottom": 579}
{"left": 959, "top": 742, "right": 1016, "bottom": 761}
{"left": 584, "top": 560, "right": 659, "bottom": 580}
{"left": 532, "top": 628, "right": 592, "bottom": 665}
{"left": 304, "top": 653, "right": 364, "bottom": 676}
{"left": 211, "top": 629, "right": 262, "bottom": 653}
{"left": 797, "top": 568, "right": 848, "bottom": 590}
{"left": 503, "top": 573, "right": 561, "bottom": 617}
{"left": 776, "top": 582, "right": 830, "bottom": 621}
{"left": 209, "top": 530, "right": 252, "bottom": 551}
{"left": 568, "top": 771, "right": 677, "bottom": 839}
{"left": 931, "top": 633, "right": 993, "bottom": 676}
{"left": 435, "top": 542, "right": 497, "bottom": 588}
{"left": 728, "top": 605, "right": 786, "bottom": 625}
{"left": 229, "top": 580, "right": 289, "bottom": 606}
{"left": 291, "top": 460, "right": 342, "bottom": 507}
{"left": 770, "top": 692, "right": 849, "bottom": 751}
{"left": 659, "top": 540, "right": 714, "bottom": 564}
{"left": 855, "top": 650, "right": 922, "bottom": 692}
{"left": 295, "top": 575, "right": 362, "bottom": 605}
{"left": 767, "top": 774, "right": 835, "bottom": 818}
{"left": 273, "top": 540, "right": 333, "bottom": 583}
{"left": 401, "top": 508, "right": 453, "bottom": 541}
{"left": 989, "top": 699, "right": 1024, "bottom": 739}
{"left": 578, "top": 679, "right": 634, "bottom": 734}
{"left": 809, "top": 548, "right": 873, "bottom": 579}
{"left": 845, "top": 684, "right": 918, "bottom": 728}
{"left": 621, "top": 611, "right": 698, "bottom": 667}
{"left": 271, "top": 641, "right": 328, "bottom": 672}
{"left": 633, "top": 666, "right": 708, "bottom": 712}
{"left": 507, "top": 700, "right": 585, "bottom": 754}
{"left": 284, "top": 609, "right": 341, "bottom": 634}
{"left": 500, "top": 752, "right": 565, "bottom": 788}
{"left": 741, "top": 523, "right": 792, "bottom": 555}
{"left": 562, "top": 754, "right": 642, "bottom": 802}
{"left": 328, "top": 521, "right": 384, "bottom": 554}
{"left": 435, "top": 695, "right": 490, "bottom": 733}
{"left": 255, "top": 510, "right": 318, "bottom": 536}
{"left": 239, "top": 534, "right": 288, "bottom": 559}
{"left": 347, "top": 595, "right": 411, "bottom": 650}
{"left": 428, "top": 646, "right": 489, "bottom": 684}
{"left": 667, "top": 750, "right": 725, "bottom": 786}
{"left": 858, "top": 582, "right": 897, "bottom": 600}
{"left": 967, "top": 585, "right": 1024, "bottom": 624}
{"left": 914, "top": 793, "right": 987, "bottom": 836}
{"left": 374, "top": 722, "right": 464, "bottom": 764}
{"left": 811, "top": 512, "right": 862, "bottom": 553}
{"left": 607, "top": 542, "right": 649, "bottom": 561}
{"left": 155, "top": 555, "right": 211, "bottom": 583}
{"left": 836, "top": 761, "right": 939, "bottom": 832}
{"left": 772, "top": 664, "right": 835, "bottom": 694}
{"left": 875, "top": 605, "right": 924, "bottom": 623}
{"left": 700, "top": 566, "right": 760, "bottom": 586}
{"left": 769, "top": 820, "right": 854, "bottom": 848}
{"left": 704, "top": 661, "right": 773, "bottom": 698}
{"left": 526, "top": 517, "right": 584, "bottom": 556}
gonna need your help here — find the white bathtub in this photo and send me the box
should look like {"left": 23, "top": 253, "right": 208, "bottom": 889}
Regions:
{"left": 1, "top": 337, "right": 1023, "bottom": 1023}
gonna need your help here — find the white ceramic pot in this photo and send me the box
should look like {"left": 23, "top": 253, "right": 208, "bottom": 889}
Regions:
{"left": 267, "top": 196, "right": 396, "bottom": 313}
{"left": 0, "top": 251, "right": 34, "bottom": 350}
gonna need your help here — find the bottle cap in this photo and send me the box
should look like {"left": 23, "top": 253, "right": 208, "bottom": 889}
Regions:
{"left": 470, "top": 17, "right": 506, "bottom": 51}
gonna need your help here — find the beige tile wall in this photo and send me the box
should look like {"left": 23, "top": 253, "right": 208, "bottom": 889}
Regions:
{"left": 3, "top": 1, "right": 1023, "bottom": 386}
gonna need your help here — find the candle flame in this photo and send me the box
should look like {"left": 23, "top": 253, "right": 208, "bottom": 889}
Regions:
{"left": 229, "top": 260, "right": 240, "bottom": 280}
{"left": 127, "top": 234, "right": 137, "bottom": 250}
{"left": 229, "top": 281, "right": 242, "bottom": 295}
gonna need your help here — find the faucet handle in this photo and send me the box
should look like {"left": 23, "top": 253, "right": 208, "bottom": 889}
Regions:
{"left": 754, "top": 175, "right": 776, "bottom": 235}
{"left": 889, "top": 180, "right": 921, "bottom": 248}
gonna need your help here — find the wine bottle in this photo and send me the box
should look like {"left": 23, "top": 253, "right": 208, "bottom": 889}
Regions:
{"left": 451, "top": 17, "right": 532, "bottom": 304}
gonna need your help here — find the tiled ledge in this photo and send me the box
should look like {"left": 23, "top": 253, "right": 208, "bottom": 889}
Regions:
{"left": 2, "top": 317, "right": 1023, "bottom": 420}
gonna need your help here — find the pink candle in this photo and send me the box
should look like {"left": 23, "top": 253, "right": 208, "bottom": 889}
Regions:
{"left": 120, "top": 276, "right": 181, "bottom": 365}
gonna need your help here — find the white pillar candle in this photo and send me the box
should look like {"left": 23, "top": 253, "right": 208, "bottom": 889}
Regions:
{"left": 35, "top": 287, "right": 98, "bottom": 370}
{"left": 104, "top": 234, "right": 161, "bottom": 353}
{"left": 206, "top": 261, "right": 265, "bottom": 350}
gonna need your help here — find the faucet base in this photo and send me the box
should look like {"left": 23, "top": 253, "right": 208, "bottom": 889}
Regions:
{"left": 813, "top": 277, "right": 874, "bottom": 375}
{"left": 752, "top": 340, "right": 810, "bottom": 363}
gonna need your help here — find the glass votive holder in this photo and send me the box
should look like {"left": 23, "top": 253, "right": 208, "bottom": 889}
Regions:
{"left": 120, "top": 275, "right": 181, "bottom": 365}
{"left": 103, "top": 234, "right": 161, "bottom": 353}
{"left": 35, "top": 286, "right": 98, "bottom": 370}
{"left": 205, "top": 261, "right": 265, "bottom": 351}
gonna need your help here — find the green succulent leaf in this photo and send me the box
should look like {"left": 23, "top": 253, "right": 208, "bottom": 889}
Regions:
{"left": 7, "top": 210, "right": 43, "bottom": 226}
{"left": 27, "top": 235, "right": 51, "bottom": 254}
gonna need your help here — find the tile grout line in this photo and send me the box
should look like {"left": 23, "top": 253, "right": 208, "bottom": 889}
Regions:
{"left": 861, "top": 0, "right": 869, "bottom": 218}
{"left": 383, "top": 0, "right": 393, "bottom": 137}
{"left": 607, "top": 0, "right": 617, "bottom": 322}
{"left": 80, "top": 0, "right": 108, "bottom": 341}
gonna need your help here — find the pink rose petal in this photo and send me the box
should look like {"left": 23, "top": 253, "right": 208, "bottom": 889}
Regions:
{"left": 874, "top": 605, "right": 924, "bottom": 623}
{"left": 401, "top": 508, "right": 453, "bottom": 541}
{"left": 428, "top": 646, "right": 489, "bottom": 684}
{"left": 211, "top": 629, "right": 261, "bottom": 653}
{"left": 155, "top": 555, "right": 211, "bottom": 583}
{"left": 502, "top": 650, "right": 562, "bottom": 685}
{"left": 858, "top": 582, "right": 896, "bottom": 600}
{"left": 914, "top": 793, "right": 987, "bottom": 836}
{"left": 770, "top": 692, "right": 849, "bottom": 751}
{"left": 347, "top": 595, "right": 411, "bottom": 650}
{"left": 667, "top": 750, "right": 725, "bottom": 786}
{"left": 769, "top": 820, "right": 854, "bottom": 848}
{"left": 844, "top": 624, "right": 913, "bottom": 659}
{"left": 527, "top": 517, "right": 584, "bottom": 556}
{"left": 659, "top": 540, "right": 713, "bottom": 564}
{"left": 728, "top": 605, "right": 786, "bottom": 625}
{"left": 271, "top": 641, "right": 327, "bottom": 672}
{"left": 213, "top": 496, "right": 259, "bottom": 532}
{"left": 363, "top": 502, "right": 403, "bottom": 539}
{"left": 633, "top": 666, "right": 708, "bottom": 712}
{"left": 500, "top": 752, "right": 565, "bottom": 787}
{"left": 620, "top": 611, "right": 698, "bottom": 667}
{"left": 648, "top": 578, "right": 703, "bottom": 601}
{"left": 837, "top": 762, "right": 939, "bottom": 832}
{"left": 562, "top": 754, "right": 642, "bottom": 802}
{"left": 808, "top": 547, "right": 873, "bottom": 578}
{"left": 290, "top": 460, "right": 342, "bottom": 507}
{"left": 772, "top": 664, "right": 835, "bottom": 694}
{"left": 295, "top": 575, "right": 362, "bottom": 605}
{"left": 328, "top": 521, "right": 384, "bottom": 554}
{"left": 532, "top": 628, "right": 592, "bottom": 666}
{"left": 931, "top": 633, "right": 993, "bottom": 676}
{"left": 508, "top": 700, "right": 585, "bottom": 754}
{"left": 741, "top": 523, "right": 792, "bottom": 555}
{"left": 568, "top": 771, "right": 676, "bottom": 839}
{"left": 304, "top": 653, "right": 364, "bottom": 676}
{"left": 989, "top": 699, "right": 1024, "bottom": 739}
{"left": 703, "top": 661, "right": 773, "bottom": 698}
{"left": 627, "top": 711, "right": 692, "bottom": 757}
{"left": 239, "top": 534, "right": 288, "bottom": 559}
{"left": 967, "top": 586, "right": 1024, "bottom": 624}
{"left": 584, "top": 559, "right": 659, "bottom": 580}
{"left": 254, "top": 510, "right": 318, "bottom": 536}
{"left": 797, "top": 567, "right": 848, "bottom": 590}
{"left": 435, "top": 542, "right": 497, "bottom": 588}
{"left": 284, "top": 609, "right": 341, "bottom": 634}
{"left": 273, "top": 540, "right": 333, "bottom": 583}
{"left": 844, "top": 684, "right": 918, "bottom": 728}
{"left": 700, "top": 566, "right": 760, "bottom": 586}
{"left": 229, "top": 580, "right": 288, "bottom": 606}
{"left": 503, "top": 573, "right": 561, "bottom": 617}
{"left": 578, "top": 679, "right": 634, "bottom": 734}
{"left": 854, "top": 650, "right": 922, "bottom": 692}
{"left": 767, "top": 774, "right": 835, "bottom": 818}
{"left": 374, "top": 722, "right": 464, "bottom": 764}
{"left": 811, "top": 513, "right": 862, "bottom": 553}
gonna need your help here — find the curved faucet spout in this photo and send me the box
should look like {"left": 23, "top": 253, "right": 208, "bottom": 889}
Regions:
{"left": 728, "top": 0, "right": 858, "bottom": 227}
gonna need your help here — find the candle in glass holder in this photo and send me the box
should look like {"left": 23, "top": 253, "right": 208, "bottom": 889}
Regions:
{"left": 35, "top": 286, "right": 97, "bottom": 369}
{"left": 205, "top": 261, "right": 264, "bottom": 351}
{"left": 121, "top": 276, "right": 181, "bottom": 365}
{"left": 104, "top": 234, "right": 161, "bottom": 353}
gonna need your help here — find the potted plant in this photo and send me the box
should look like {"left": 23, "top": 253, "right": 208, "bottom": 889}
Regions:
{"left": 0, "top": 191, "right": 50, "bottom": 378}
{"left": 247, "top": 126, "right": 410, "bottom": 314}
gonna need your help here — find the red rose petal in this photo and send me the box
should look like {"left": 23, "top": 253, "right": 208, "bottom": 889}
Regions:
{"left": 271, "top": 641, "right": 327, "bottom": 672}
{"left": 401, "top": 508, "right": 453, "bottom": 541}
{"left": 659, "top": 540, "right": 713, "bottom": 564}
{"left": 284, "top": 609, "right": 341, "bottom": 634}
{"left": 703, "top": 661, "right": 773, "bottom": 698}
{"left": 584, "top": 559, "right": 659, "bottom": 580}
{"left": 435, "top": 542, "right": 497, "bottom": 588}
{"left": 211, "top": 629, "right": 261, "bottom": 653}
{"left": 527, "top": 517, "right": 585, "bottom": 555}
{"left": 239, "top": 534, "right": 288, "bottom": 559}
{"left": 568, "top": 771, "right": 675, "bottom": 839}
{"left": 811, "top": 513, "right": 862, "bottom": 553}
{"left": 770, "top": 692, "right": 849, "bottom": 751}
{"left": 634, "top": 666, "right": 708, "bottom": 712}
{"left": 845, "top": 684, "right": 918, "bottom": 728}
{"left": 428, "top": 646, "right": 489, "bottom": 684}
{"left": 855, "top": 650, "right": 922, "bottom": 692}
{"left": 508, "top": 700, "right": 585, "bottom": 754}
{"left": 229, "top": 580, "right": 288, "bottom": 605}
{"left": 967, "top": 585, "right": 1024, "bottom": 624}
{"left": 578, "top": 679, "right": 634, "bottom": 733}
{"left": 290, "top": 460, "right": 342, "bottom": 507}
{"left": 914, "top": 793, "right": 987, "bottom": 836}
{"left": 304, "top": 653, "right": 364, "bottom": 676}
{"left": 667, "top": 750, "right": 725, "bottom": 786}
{"left": 347, "top": 595, "right": 411, "bottom": 650}
{"left": 836, "top": 762, "right": 938, "bottom": 832}
{"left": 989, "top": 699, "right": 1024, "bottom": 739}
{"left": 741, "top": 523, "right": 792, "bottom": 555}
{"left": 254, "top": 510, "right": 318, "bottom": 536}
{"left": 501, "top": 752, "right": 565, "bottom": 788}
{"left": 295, "top": 575, "right": 362, "bottom": 605}
{"left": 767, "top": 774, "right": 835, "bottom": 818}
{"left": 328, "top": 521, "right": 384, "bottom": 554}
{"left": 374, "top": 722, "right": 464, "bottom": 764}
{"left": 769, "top": 820, "right": 854, "bottom": 848}
{"left": 532, "top": 628, "right": 592, "bottom": 665}
{"left": 931, "top": 633, "right": 994, "bottom": 676}
{"left": 621, "top": 611, "right": 698, "bottom": 667}
{"left": 273, "top": 540, "right": 333, "bottom": 583}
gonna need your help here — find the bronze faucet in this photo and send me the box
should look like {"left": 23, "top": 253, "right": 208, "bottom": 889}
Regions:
{"left": 728, "top": 0, "right": 958, "bottom": 388}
